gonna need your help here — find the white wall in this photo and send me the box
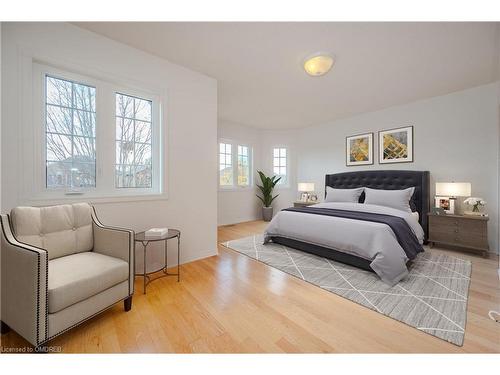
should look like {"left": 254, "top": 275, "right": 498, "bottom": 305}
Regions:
{"left": 1, "top": 23, "right": 218, "bottom": 266}
{"left": 294, "top": 83, "right": 500, "bottom": 254}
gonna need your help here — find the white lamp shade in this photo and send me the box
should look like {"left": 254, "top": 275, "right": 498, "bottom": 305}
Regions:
{"left": 435, "top": 182, "right": 471, "bottom": 197}
{"left": 298, "top": 182, "right": 315, "bottom": 192}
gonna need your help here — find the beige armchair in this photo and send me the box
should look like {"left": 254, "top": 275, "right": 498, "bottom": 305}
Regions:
{"left": 0, "top": 203, "right": 134, "bottom": 348}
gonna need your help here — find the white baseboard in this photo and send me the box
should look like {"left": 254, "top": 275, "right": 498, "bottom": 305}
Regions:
{"left": 218, "top": 216, "right": 261, "bottom": 226}
{"left": 172, "top": 249, "right": 218, "bottom": 267}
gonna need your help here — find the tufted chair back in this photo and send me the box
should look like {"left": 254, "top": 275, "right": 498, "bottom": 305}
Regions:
{"left": 10, "top": 203, "right": 93, "bottom": 260}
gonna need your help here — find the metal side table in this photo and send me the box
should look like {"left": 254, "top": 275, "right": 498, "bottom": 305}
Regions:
{"left": 134, "top": 229, "right": 181, "bottom": 294}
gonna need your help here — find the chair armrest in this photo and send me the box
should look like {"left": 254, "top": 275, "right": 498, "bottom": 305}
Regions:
{"left": 1, "top": 214, "right": 48, "bottom": 346}
{"left": 91, "top": 207, "right": 135, "bottom": 295}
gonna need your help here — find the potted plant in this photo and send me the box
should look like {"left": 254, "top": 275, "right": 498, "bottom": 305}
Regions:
{"left": 256, "top": 171, "right": 281, "bottom": 222}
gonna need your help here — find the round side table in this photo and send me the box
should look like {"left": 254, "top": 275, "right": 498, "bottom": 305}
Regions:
{"left": 134, "top": 229, "right": 181, "bottom": 294}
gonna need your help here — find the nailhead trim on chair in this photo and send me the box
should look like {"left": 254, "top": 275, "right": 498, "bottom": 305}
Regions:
{"left": 2, "top": 207, "right": 135, "bottom": 347}
{"left": 7, "top": 214, "right": 50, "bottom": 344}
{"left": 40, "top": 295, "right": 132, "bottom": 344}
{"left": 1, "top": 215, "right": 47, "bottom": 345}
{"left": 44, "top": 256, "right": 49, "bottom": 342}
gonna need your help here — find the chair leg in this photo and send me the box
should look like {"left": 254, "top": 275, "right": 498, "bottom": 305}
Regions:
{"left": 124, "top": 296, "right": 133, "bottom": 312}
{"left": 1, "top": 320, "right": 11, "bottom": 334}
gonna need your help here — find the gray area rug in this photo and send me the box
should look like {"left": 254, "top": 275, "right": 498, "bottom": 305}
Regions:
{"left": 223, "top": 234, "right": 472, "bottom": 346}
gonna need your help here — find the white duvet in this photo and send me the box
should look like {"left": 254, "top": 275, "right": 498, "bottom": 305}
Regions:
{"left": 263, "top": 202, "right": 425, "bottom": 285}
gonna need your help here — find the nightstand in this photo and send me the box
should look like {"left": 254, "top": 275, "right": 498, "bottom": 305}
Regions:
{"left": 293, "top": 201, "right": 318, "bottom": 208}
{"left": 427, "top": 213, "right": 489, "bottom": 257}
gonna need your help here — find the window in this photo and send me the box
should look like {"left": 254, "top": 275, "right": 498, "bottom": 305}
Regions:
{"left": 218, "top": 141, "right": 252, "bottom": 188}
{"left": 115, "top": 93, "right": 153, "bottom": 188}
{"left": 32, "top": 63, "right": 163, "bottom": 202}
{"left": 237, "top": 145, "right": 250, "bottom": 187}
{"left": 219, "top": 143, "right": 233, "bottom": 186}
{"left": 273, "top": 147, "right": 287, "bottom": 185}
{"left": 45, "top": 76, "right": 96, "bottom": 189}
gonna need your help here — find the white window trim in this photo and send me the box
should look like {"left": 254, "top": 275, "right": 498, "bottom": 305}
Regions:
{"left": 218, "top": 138, "right": 254, "bottom": 191}
{"left": 236, "top": 144, "right": 252, "bottom": 189}
{"left": 113, "top": 90, "right": 160, "bottom": 192}
{"left": 23, "top": 60, "right": 166, "bottom": 205}
{"left": 272, "top": 146, "right": 290, "bottom": 189}
{"left": 218, "top": 140, "right": 234, "bottom": 189}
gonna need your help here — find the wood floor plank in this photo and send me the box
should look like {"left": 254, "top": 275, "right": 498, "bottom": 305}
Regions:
{"left": 1, "top": 220, "right": 499, "bottom": 353}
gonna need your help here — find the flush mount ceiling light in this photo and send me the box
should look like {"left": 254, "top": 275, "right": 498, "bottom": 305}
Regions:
{"left": 303, "top": 53, "right": 335, "bottom": 77}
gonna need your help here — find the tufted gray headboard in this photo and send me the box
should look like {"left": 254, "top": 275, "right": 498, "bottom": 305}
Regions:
{"left": 325, "top": 170, "right": 430, "bottom": 241}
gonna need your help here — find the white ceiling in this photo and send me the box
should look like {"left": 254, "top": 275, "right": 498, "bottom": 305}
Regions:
{"left": 75, "top": 22, "right": 500, "bottom": 129}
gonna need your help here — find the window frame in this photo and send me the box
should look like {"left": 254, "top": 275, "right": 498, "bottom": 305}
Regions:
{"left": 236, "top": 144, "right": 251, "bottom": 188}
{"left": 114, "top": 92, "right": 155, "bottom": 190}
{"left": 218, "top": 141, "right": 234, "bottom": 188}
{"left": 30, "top": 62, "right": 164, "bottom": 203}
{"left": 218, "top": 139, "right": 253, "bottom": 191}
{"left": 44, "top": 74, "right": 97, "bottom": 190}
{"left": 272, "top": 146, "right": 289, "bottom": 188}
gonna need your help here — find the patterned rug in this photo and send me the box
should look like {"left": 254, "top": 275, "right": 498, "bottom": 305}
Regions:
{"left": 223, "top": 234, "right": 472, "bottom": 346}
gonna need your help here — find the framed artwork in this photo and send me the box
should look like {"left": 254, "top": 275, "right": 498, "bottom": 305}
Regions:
{"left": 378, "top": 126, "right": 413, "bottom": 164}
{"left": 435, "top": 197, "right": 455, "bottom": 215}
{"left": 346, "top": 132, "right": 374, "bottom": 166}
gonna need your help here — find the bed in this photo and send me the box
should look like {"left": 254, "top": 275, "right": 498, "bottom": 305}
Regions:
{"left": 263, "top": 170, "right": 430, "bottom": 285}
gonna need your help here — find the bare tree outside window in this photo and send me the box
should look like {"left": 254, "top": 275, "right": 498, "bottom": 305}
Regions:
{"left": 237, "top": 145, "right": 249, "bottom": 186}
{"left": 115, "top": 93, "right": 152, "bottom": 188}
{"left": 45, "top": 75, "right": 96, "bottom": 189}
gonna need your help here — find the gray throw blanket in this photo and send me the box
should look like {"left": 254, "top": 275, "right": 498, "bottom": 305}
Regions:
{"left": 282, "top": 206, "right": 424, "bottom": 260}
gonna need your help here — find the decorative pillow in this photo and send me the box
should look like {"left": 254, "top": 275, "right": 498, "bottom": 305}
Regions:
{"left": 363, "top": 187, "right": 415, "bottom": 212}
{"left": 325, "top": 187, "right": 364, "bottom": 203}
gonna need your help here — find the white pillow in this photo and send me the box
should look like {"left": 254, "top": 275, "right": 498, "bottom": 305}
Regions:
{"left": 363, "top": 187, "right": 415, "bottom": 213}
{"left": 325, "top": 187, "right": 364, "bottom": 203}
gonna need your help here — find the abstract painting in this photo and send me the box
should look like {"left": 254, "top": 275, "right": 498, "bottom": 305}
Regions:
{"left": 379, "top": 126, "right": 413, "bottom": 164}
{"left": 346, "top": 132, "right": 373, "bottom": 166}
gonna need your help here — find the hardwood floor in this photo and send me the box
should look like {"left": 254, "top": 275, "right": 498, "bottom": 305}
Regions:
{"left": 1, "top": 220, "right": 499, "bottom": 353}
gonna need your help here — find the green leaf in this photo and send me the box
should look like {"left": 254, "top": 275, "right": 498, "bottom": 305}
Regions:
{"left": 269, "top": 194, "right": 279, "bottom": 204}
{"left": 255, "top": 170, "right": 278, "bottom": 208}
{"left": 256, "top": 195, "right": 265, "bottom": 205}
